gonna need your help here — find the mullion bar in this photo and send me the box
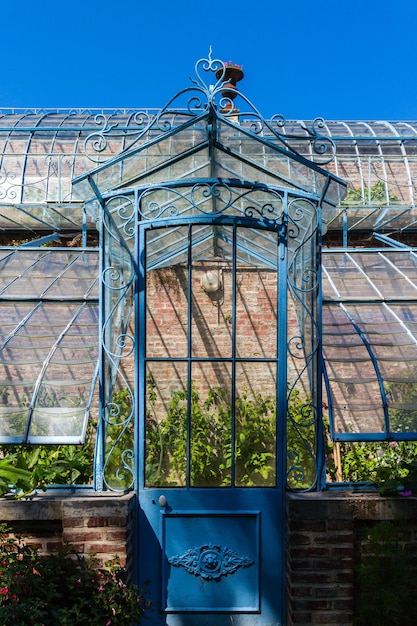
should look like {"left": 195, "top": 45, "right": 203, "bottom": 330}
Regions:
{"left": 231, "top": 223, "right": 237, "bottom": 486}
{"left": 187, "top": 223, "right": 193, "bottom": 487}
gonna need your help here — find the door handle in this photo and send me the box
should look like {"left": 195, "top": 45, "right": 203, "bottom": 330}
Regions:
{"left": 158, "top": 495, "right": 167, "bottom": 507}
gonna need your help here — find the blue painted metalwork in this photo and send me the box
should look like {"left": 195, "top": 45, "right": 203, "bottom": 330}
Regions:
{"left": 168, "top": 543, "right": 254, "bottom": 580}
{"left": 340, "top": 303, "right": 390, "bottom": 433}
{"left": 97, "top": 198, "right": 136, "bottom": 491}
{"left": 136, "top": 210, "right": 287, "bottom": 623}
{"left": 84, "top": 51, "right": 344, "bottom": 504}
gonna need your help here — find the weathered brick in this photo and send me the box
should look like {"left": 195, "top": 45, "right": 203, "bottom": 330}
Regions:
{"left": 85, "top": 542, "right": 126, "bottom": 555}
{"left": 62, "top": 517, "right": 85, "bottom": 528}
{"left": 63, "top": 530, "right": 103, "bottom": 542}
{"left": 87, "top": 516, "right": 126, "bottom": 528}
{"left": 290, "top": 533, "right": 312, "bottom": 546}
{"left": 311, "top": 610, "right": 352, "bottom": 623}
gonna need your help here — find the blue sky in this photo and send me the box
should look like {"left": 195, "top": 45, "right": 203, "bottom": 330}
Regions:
{"left": 1, "top": 0, "right": 416, "bottom": 120}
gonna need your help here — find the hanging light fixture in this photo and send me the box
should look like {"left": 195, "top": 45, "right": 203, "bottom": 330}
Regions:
{"left": 201, "top": 270, "right": 222, "bottom": 293}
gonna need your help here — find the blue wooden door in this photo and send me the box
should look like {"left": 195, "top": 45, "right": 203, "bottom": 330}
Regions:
{"left": 137, "top": 218, "right": 286, "bottom": 625}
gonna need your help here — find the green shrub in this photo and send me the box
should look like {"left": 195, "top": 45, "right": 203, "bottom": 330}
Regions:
{"left": 145, "top": 380, "right": 277, "bottom": 487}
{"left": 0, "top": 444, "right": 94, "bottom": 496}
{"left": 0, "top": 524, "right": 150, "bottom": 625}
{"left": 327, "top": 440, "right": 417, "bottom": 493}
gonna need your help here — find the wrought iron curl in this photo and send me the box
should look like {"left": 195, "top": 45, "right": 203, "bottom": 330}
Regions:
{"left": 115, "top": 449, "right": 135, "bottom": 488}
{"left": 287, "top": 335, "right": 305, "bottom": 359}
{"left": 105, "top": 401, "right": 126, "bottom": 425}
{"left": 218, "top": 94, "right": 236, "bottom": 112}
{"left": 102, "top": 359, "right": 135, "bottom": 492}
{"left": 132, "top": 111, "right": 150, "bottom": 127}
{"left": 244, "top": 202, "right": 281, "bottom": 222}
{"left": 192, "top": 46, "right": 224, "bottom": 92}
{"left": 186, "top": 94, "right": 206, "bottom": 115}
{"left": 117, "top": 198, "right": 135, "bottom": 238}
{"left": 190, "top": 181, "right": 233, "bottom": 211}
{"left": 305, "top": 118, "right": 336, "bottom": 164}
{"left": 114, "top": 333, "right": 134, "bottom": 358}
{"left": 270, "top": 113, "right": 286, "bottom": 129}
{"left": 104, "top": 196, "right": 136, "bottom": 240}
{"left": 147, "top": 200, "right": 179, "bottom": 219}
{"left": 0, "top": 171, "right": 17, "bottom": 200}
{"left": 286, "top": 449, "right": 305, "bottom": 484}
{"left": 298, "top": 267, "right": 319, "bottom": 293}
{"left": 83, "top": 114, "right": 120, "bottom": 163}
{"left": 287, "top": 197, "right": 317, "bottom": 243}
{"left": 102, "top": 266, "right": 131, "bottom": 291}
{"left": 103, "top": 426, "right": 135, "bottom": 492}
{"left": 290, "top": 400, "right": 317, "bottom": 428}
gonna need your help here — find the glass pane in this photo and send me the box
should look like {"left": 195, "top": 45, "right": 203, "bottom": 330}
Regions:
{"left": 287, "top": 379, "right": 317, "bottom": 489}
{"left": 190, "top": 362, "right": 232, "bottom": 487}
{"left": 29, "top": 406, "right": 86, "bottom": 440}
{"left": 387, "top": 380, "right": 417, "bottom": 433}
{"left": 191, "top": 225, "right": 232, "bottom": 358}
{"left": 146, "top": 227, "right": 188, "bottom": 358}
{"left": 235, "top": 363, "right": 277, "bottom": 487}
{"left": 236, "top": 261, "right": 277, "bottom": 359}
{"left": 145, "top": 361, "right": 188, "bottom": 487}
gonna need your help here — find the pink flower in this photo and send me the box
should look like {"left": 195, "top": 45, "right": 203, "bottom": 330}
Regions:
{"left": 389, "top": 441, "right": 398, "bottom": 448}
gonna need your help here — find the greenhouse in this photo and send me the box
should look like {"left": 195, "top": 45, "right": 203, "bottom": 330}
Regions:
{"left": 1, "top": 52, "right": 417, "bottom": 625}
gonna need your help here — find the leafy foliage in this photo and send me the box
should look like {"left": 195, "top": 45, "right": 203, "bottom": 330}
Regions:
{"left": 287, "top": 387, "right": 317, "bottom": 489}
{"left": 103, "top": 388, "right": 134, "bottom": 491}
{"left": 0, "top": 444, "right": 94, "bottom": 496}
{"left": 327, "top": 440, "right": 417, "bottom": 493}
{"left": 344, "top": 181, "right": 399, "bottom": 206}
{"left": 386, "top": 378, "right": 417, "bottom": 433}
{"left": 0, "top": 458, "right": 31, "bottom": 495}
{"left": 145, "top": 378, "right": 277, "bottom": 487}
{"left": 355, "top": 522, "right": 417, "bottom": 626}
{"left": 145, "top": 376, "right": 318, "bottom": 489}
{"left": 0, "top": 524, "right": 150, "bottom": 625}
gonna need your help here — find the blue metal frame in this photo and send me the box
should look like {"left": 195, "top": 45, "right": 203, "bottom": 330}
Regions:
{"left": 80, "top": 51, "right": 344, "bottom": 494}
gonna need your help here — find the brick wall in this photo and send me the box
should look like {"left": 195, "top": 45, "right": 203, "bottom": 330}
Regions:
{"left": 0, "top": 492, "right": 136, "bottom": 568}
{"left": 286, "top": 492, "right": 417, "bottom": 625}
{"left": 1, "top": 490, "right": 417, "bottom": 623}
{"left": 145, "top": 264, "right": 310, "bottom": 399}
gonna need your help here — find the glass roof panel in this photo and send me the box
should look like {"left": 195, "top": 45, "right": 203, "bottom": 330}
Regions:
{"left": 28, "top": 302, "right": 99, "bottom": 443}
{"left": 0, "top": 245, "right": 99, "bottom": 443}
{"left": 0, "top": 249, "right": 99, "bottom": 299}
{"left": 0, "top": 300, "right": 99, "bottom": 443}
{"left": 2, "top": 112, "right": 417, "bottom": 231}
{"left": 322, "top": 303, "right": 386, "bottom": 435}
{"left": 323, "top": 249, "right": 417, "bottom": 439}
{"left": 322, "top": 250, "right": 417, "bottom": 301}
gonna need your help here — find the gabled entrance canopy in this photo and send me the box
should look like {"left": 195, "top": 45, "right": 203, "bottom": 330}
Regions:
{"left": 72, "top": 50, "right": 346, "bottom": 225}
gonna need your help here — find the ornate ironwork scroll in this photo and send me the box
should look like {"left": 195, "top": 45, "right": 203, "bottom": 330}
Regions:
{"left": 286, "top": 199, "right": 321, "bottom": 490}
{"left": 168, "top": 543, "right": 254, "bottom": 581}
{"left": 137, "top": 182, "right": 284, "bottom": 223}
{"left": 100, "top": 197, "right": 136, "bottom": 491}
{"left": 82, "top": 48, "right": 337, "bottom": 166}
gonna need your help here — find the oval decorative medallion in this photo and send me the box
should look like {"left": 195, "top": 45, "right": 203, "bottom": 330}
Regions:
{"left": 168, "top": 543, "right": 254, "bottom": 580}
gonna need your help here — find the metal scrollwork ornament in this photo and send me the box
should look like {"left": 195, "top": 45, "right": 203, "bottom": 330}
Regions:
{"left": 169, "top": 543, "right": 254, "bottom": 581}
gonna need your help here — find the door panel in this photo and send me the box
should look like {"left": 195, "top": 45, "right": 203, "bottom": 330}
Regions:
{"left": 138, "top": 219, "right": 285, "bottom": 625}
{"left": 139, "top": 489, "right": 283, "bottom": 626}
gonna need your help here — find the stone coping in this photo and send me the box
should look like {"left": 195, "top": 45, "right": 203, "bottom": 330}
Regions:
{"left": 1, "top": 489, "right": 416, "bottom": 522}
{"left": 287, "top": 489, "right": 417, "bottom": 520}
{"left": 0, "top": 491, "right": 136, "bottom": 521}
